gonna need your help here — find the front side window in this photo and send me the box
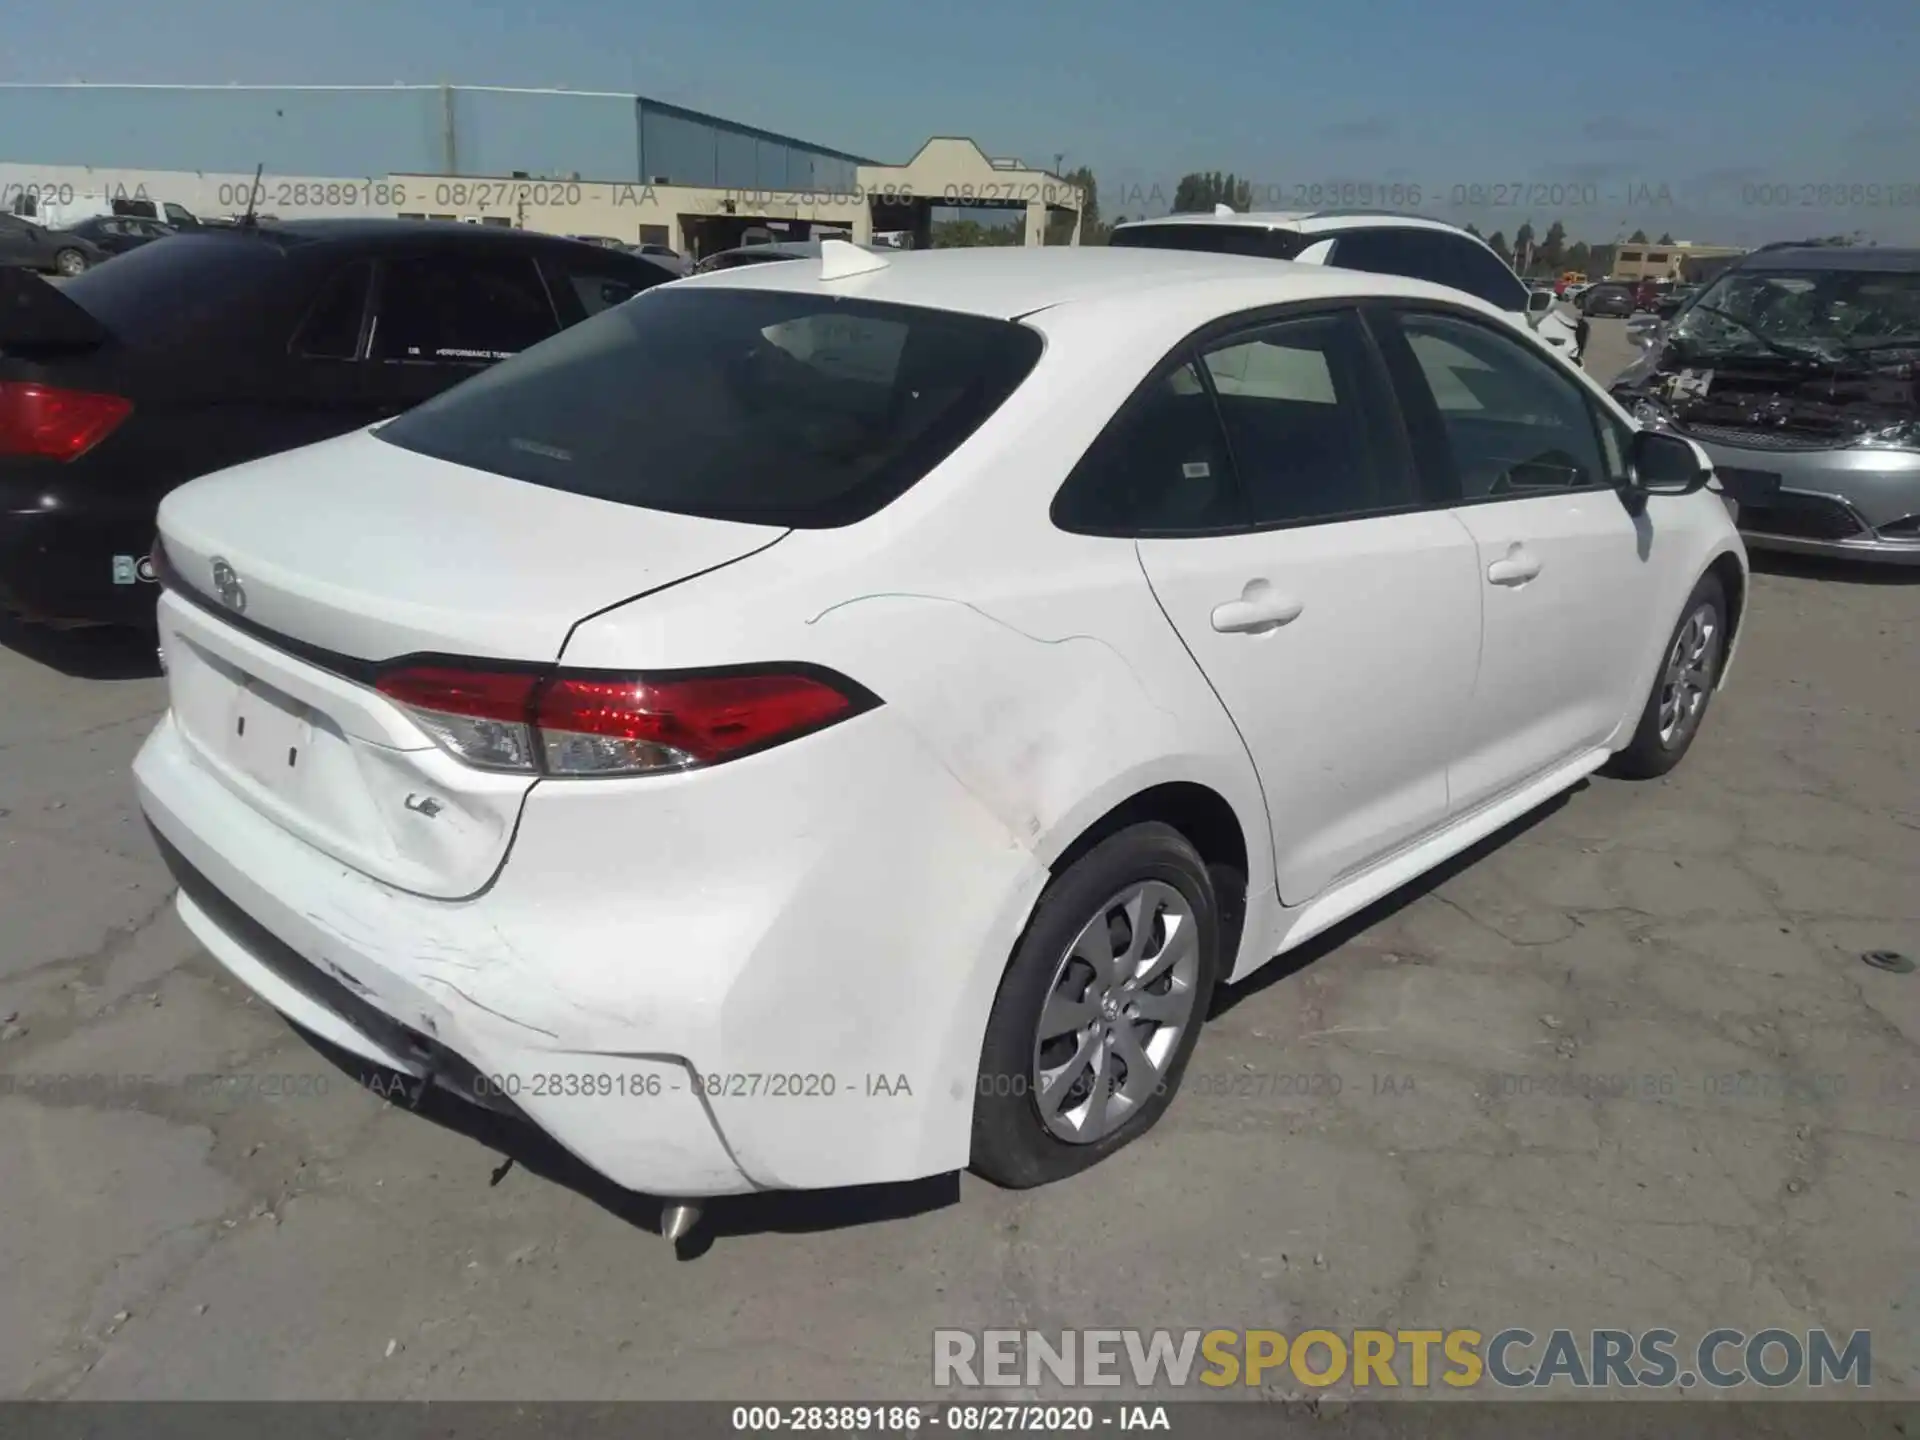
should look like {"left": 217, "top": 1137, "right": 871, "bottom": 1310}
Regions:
{"left": 370, "top": 254, "right": 559, "bottom": 363}
{"left": 1198, "top": 312, "right": 1412, "bottom": 524}
{"left": 1387, "top": 310, "right": 1607, "bottom": 498}
{"left": 376, "top": 286, "right": 1042, "bottom": 528}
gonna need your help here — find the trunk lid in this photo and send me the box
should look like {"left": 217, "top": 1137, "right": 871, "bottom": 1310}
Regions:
{"left": 154, "top": 430, "right": 788, "bottom": 898}
{"left": 157, "top": 428, "right": 789, "bottom": 662}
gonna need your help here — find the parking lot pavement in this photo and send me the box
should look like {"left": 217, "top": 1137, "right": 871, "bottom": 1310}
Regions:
{"left": 2, "top": 413, "right": 1916, "bottom": 1403}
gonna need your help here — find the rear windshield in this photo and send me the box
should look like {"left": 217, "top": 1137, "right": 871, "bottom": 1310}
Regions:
{"left": 375, "top": 286, "right": 1044, "bottom": 527}
{"left": 1110, "top": 224, "right": 1310, "bottom": 261}
{"left": 62, "top": 233, "right": 288, "bottom": 341}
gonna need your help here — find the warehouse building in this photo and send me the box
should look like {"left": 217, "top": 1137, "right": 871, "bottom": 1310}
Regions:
{"left": 0, "top": 83, "right": 1083, "bottom": 255}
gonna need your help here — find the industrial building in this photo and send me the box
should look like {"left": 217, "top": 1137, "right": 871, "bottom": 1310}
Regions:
{"left": 0, "top": 83, "right": 1084, "bottom": 256}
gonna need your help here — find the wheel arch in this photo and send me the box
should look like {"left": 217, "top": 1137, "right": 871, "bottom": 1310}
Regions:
{"left": 1043, "top": 779, "right": 1254, "bottom": 985}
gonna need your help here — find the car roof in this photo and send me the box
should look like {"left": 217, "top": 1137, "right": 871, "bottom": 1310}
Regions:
{"left": 1111, "top": 210, "right": 1471, "bottom": 238}
{"left": 673, "top": 243, "right": 1508, "bottom": 321}
{"left": 202, "top": 217, "right": 639, "bottom": 259}
{"left": 1736, "top": 245, "right": 1920, "bottom": 273}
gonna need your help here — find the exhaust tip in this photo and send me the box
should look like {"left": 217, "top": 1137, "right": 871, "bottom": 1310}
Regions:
{"left": 660, "top": 1201, "right": 704, "bottom": 1243}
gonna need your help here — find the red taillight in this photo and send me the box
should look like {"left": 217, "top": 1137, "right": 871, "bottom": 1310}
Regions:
{"left": 0, "top": 382, "right": 132, "bottom": 460}
{"left": 375, "top": 665, "right": 870, "bottom": 776}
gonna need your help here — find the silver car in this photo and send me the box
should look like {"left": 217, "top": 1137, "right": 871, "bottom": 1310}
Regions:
{"left": 1610, "top": 245, "right": 1920, "bottom": 564}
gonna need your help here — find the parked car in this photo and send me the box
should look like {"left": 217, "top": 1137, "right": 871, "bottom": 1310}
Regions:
{"left": 9, "top": 192, "right": 201, "bottom": 232}
{"left": 1634, "top": 279, "right": 1671, "bottom": 312}
{"left": 1611, "top": 244, "right": 1920, "bottom": 562}
{"left": 64, "top": 214, "right": 177, "bottom": 259}
{"left": 1109, "top": 210, "right": 1584, "bottom": 359}
{"left": 1653, "top": 283, "right": 1700, "bottom": 320}
{"left": 0, "top": 219, "right": 677, "bottom": 627}
{"left": 1582, "top": 284, "right": 1636, "bottom": 318}
{"left": 0, "top": 212, "right": 109, "bottom": 276}
{"left": 629, "top": 241, "right": 690, "bottom": 275}
{"left": 693, "top": 238, "right": 849, "bottom": 274}
{"left": 133, "top": 245, "right": 1747, "bottom": 1238}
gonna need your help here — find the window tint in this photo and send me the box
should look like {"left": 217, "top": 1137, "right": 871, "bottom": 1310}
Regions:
{"left": 1332, "top": 229, "right": 1448, "bottom": 286}
{"left": 1109, "top": 224, "right": 1310, "bottom": 261}
{"left": 291, "top": 262, "right": 373, "bottom": 359}
{"left": 1391, "top": 311, "right": 1607, "bottom": 498}
{"left": 60, "top": 234, "right": 289, "bottom": 342}
{"left": 1199, "top": 313, "right": 1411, "bottom": 524}
{"left": 371, "top": 254, "right": 557, "bottom": 363}
{"left": 1439, "top": 236, "right": 1528, "bottom": 311}
{"left": 1052, "top": 359, "right": 1241, "bottom": 534}
{"left": 376, "top": 286, "right": 1043, "bottom": 528}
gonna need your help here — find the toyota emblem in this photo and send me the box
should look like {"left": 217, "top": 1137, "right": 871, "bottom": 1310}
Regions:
{"left": 210, "top": 557, "right": 247, "bottom": 613}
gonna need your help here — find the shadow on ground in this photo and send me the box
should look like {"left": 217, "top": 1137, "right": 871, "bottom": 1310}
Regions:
{"left": 295, "top": 1026, "right": 962, "bottom": 1259}
{"left": 1750, "top": 550, "right": 1920, "bottom": 586}
{"left": 0, "top": 615, "right": 163, "bottom": 680}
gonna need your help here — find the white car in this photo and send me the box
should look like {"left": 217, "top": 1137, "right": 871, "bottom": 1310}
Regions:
{"left": 134, "top": 243, "right": 1746, "bottom": 1238}
{"left": 1110, "top": 208, "right": 1585, "bottom": 361}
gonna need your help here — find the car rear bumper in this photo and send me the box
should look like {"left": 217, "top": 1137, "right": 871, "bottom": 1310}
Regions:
{"left": 134, "top": 690, "right": 1047, "bottom": 1198}
{"left": 0, "top": 508, "right": 161, "bottom": 625}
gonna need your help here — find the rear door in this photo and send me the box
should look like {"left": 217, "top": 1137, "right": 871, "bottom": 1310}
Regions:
{"left": 1369, "top": 303, "right": 1652, "bottom": 813}
{"left": 1070, "top": 305, "right": 1482, "bottom": 905}
{"left": 364, "top": 246, "right": 562, "bottom": 416}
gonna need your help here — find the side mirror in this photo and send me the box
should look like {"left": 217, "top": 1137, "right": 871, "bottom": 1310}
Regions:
{"left": 1629, "top": 429, "right": 1713, "bottom": 496}
{"left": 1527, "top": 289, "right": 1555, "bottom": 315}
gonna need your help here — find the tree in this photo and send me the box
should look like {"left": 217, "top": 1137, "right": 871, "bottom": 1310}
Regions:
{"left": 1171, "top": 170, "right": 1251, "bottom": 213}
{"left": 1512, "top": 221, "right": 1537, "bottom": 273}
{"left": 1485, "top": 230, "right": 1511, "bottom": 264}
{"left": 1463, "top": 222, "right": 1483, "bottom": 238}
{"left": 1566, "top": 240, "right": 1591, "bottom": 276}
{"left": 1656, "top": 232, "right": 1675, "bottom": 245}
{"left": 1627, "top": 228, "right": 1649, "bottom": 244}
{"left": 1052, "top": 164, "right": 1105, "bottom": 245}
{"left": 1539, "top": 220, "right": 1567, "bottom": 272}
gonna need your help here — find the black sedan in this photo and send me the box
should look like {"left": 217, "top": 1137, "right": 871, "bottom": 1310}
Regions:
{"left": 1, "top": 220, "right": 677, "bottom": 627}
{"left": 1580, "top": 283, "right": 1636, "bottom": 318}
{"left": 65, "top": 214, "right": 178, "bottom": 259}
{"left": 0, "top": 212, "right": 110, "bottom": 277}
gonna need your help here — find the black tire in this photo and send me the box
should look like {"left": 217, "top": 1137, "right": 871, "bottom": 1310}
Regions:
{"left": 54, "top": 248, "right": 88, "bottom": 276}
{"left": 1606, "top": 572, "right": 1728, "bottom": 780}
{"left": 971, "top": 822, "right": 1220, "bottom": 1189}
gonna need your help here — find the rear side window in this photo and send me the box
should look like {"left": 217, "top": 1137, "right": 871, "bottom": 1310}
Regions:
{"left": 60, "top": 234, "right": 289, "bottom": 343}
{"left": 370, "top": 254, "right": 559, "bottom": 363}
{"left": 1052, "top": 359, "right": 1242, "bottom": 534}
{"left": 1109, "top": 225, "right": 1310, "bottom": 261}
{"left": 1199, "top": 313, "right": 1411, "bottom": 525}
{"left": 375, "top": 286, "right": 1044, "bottom": 527}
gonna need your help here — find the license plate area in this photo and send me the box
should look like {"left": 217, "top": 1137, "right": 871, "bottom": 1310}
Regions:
{"left": 229, "top": 675, "right": 314, "bottom": 789}
{"left": 168, "top": 632, "right": 383, "bottom": 851}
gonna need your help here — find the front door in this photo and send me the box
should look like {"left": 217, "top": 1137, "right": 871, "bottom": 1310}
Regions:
{"left": 1370, "top": 304, "right": 1653, "bottom": 814}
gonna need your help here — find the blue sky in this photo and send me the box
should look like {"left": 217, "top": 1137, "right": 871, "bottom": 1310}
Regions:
{"left": 7, "top": 0, "right": 1920, "bottom": 243}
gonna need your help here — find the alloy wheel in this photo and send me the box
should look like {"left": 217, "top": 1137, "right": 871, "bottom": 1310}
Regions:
{"left": 1031, "top": 880, "right": 1202, "bottom": 1144}
{"left": 1657, "top": 602, "right": 1721, "bottom": 747}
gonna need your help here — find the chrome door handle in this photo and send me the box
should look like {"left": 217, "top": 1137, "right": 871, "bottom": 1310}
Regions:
{"left": 1211, "top": 584, "right": 1304, "bottom": 634}
{"left": 1487, "top": 549, "right": 1542, "bottom": 586}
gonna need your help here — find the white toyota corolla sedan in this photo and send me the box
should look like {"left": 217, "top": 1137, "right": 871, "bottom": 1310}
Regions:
{"left": 135, "top": 242, "right": 1747, "bottom": 1235}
